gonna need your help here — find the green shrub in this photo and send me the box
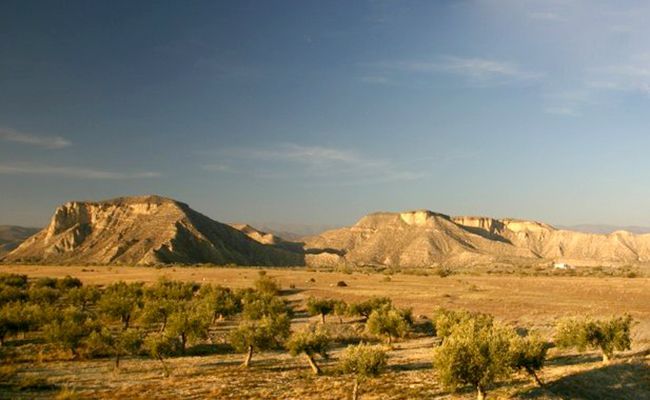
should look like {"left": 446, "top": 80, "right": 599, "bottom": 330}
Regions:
{"left": 0, "top": 274, "right": 28, "bottom": 288}
{"left": 44, "top": 306, "right": 99, "bottom": 357}
{"left": 433, "top": 317, "right": 513, "bottom": 400}
{"left": 306, "top": 297, "right": 337, "bottom": 323}
{"left": 509, "top": 334, "right": 549, "bottom": 387}
{"left": 286, "top": 325, "right": 331, "bottom": 374}
{"left": 348, "top": 297, "right": 392, "bottom": 320}
{"left": 230, "top": 314, "right": 291, "bottom": 367}
{"left": 555, "top": 314, "right": 633, "bottom": 363}
{"left": 432, "top": 308, "right": 493, "bottom": 340}
{"left": 339, "top": 343, "right": 387, "bottom": 400}
{"left": 97, "top": 282, "right": 144, "bottom": 330}
{"left": 254, "top": 273, "right": 281, "bottom": 295}
{"left": 366, "top": 306, "right": 410, "bottom": 344}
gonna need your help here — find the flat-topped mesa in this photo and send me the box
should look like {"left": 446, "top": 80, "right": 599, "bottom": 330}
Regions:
{"left": 399, "top": 210, "right": 451, "bottom": 226}
{"left": 452, "top": 216, "right": 555, "bottom": 234}
{"left": 354, "top": 210, "right": 451, "bottom": 229}
{"left": 5, "top": 195, "right": 303, "bottom": 266}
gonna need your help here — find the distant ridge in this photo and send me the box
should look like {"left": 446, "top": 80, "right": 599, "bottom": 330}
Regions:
{"left": 5, "top": 198, "right": 650, "bottom": 268}
{"left": 303, "top": 210, "right": 650, "bottom": 267}
{"left": 0, "top": 225, "right": 40, "bottom": 256}
{"left": 3, "top": 195, "right": 303, "bottom": 266}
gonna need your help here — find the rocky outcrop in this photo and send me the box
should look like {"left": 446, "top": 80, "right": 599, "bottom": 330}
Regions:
{"left": 3, "top": 195, "right": 304, "bottom": 266}
{"left": 304, "top": 210, "right": 650, "bottom": 267}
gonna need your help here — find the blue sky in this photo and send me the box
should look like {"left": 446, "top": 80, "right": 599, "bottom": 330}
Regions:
{"left": 2, "top": 0, "right": 650, "bottom": 228}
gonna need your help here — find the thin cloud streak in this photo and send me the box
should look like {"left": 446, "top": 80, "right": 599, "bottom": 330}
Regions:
{"left": 363, "top": 56, "right": 542, "bottom": 86}
{"left": 0, "top": 163, "right": 160, "bottom": 179}
{"left": 202, "top": 143, "right": 428, "bottom": 184}
{"left": 0, "top": 128, "right": 71, "bottom": 149}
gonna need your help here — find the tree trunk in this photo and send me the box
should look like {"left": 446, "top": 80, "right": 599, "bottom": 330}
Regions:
{"left": 526, "top": 367, "right": 544, "bottom": 387}
{"left": 115, "top": 352, "right": 121, "bottom": 370}
{"left": 159, "top": 316, "right": 167, "bottom": 333}
{"left": 387, "top": 335, "right": 392, "bottom": 345}
{"left": 180, "top": 333, "right": 186, "bottom": 354}
{"left": 157, "top": 354, "right": 169, "bottom": 377}
{"left": 602, "top": 351, "right": 610, "bottom": 363}
{"left": 321, "top": 313, "right": 326, "bottom": 324}
{"left": 242, "top": 345, "right": 253, "bottom": 367}
{"left": 352, "top": 377, "right": 359, "bottom": 400}
{"left": 305, "top": 353, "right": 321, "bottom": 375}
{"left": 477, "top": 385, "right": 486, "bottom": 400}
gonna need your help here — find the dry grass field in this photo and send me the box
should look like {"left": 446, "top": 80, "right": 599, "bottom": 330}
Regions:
{"left": 0, "top": 265, "right": 649, "bottom": 399}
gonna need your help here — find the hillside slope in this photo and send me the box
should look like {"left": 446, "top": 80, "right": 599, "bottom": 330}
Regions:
{"left": 0, "top": 225, "right": 40, "bottom": 256}
{"left": 2, "top": 196, "right": 303, "bottom": 266}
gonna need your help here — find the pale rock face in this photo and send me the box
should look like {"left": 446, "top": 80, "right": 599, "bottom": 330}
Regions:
{"left": 399, "top": 210, "right": 447, "bottom": 226}
{"left": 4, "top": 195, "right": 303, "bottom": 266}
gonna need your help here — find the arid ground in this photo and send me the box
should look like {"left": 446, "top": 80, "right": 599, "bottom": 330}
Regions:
{"left": 1, "top": 265, "right": 649, "bottom": 399}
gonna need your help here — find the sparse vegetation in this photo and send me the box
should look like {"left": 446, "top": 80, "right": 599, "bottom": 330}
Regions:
{"left": 339, "top": 343, "right": 388, "bottom": 400}
{"left": 555, "top": 314, "right": 634, "bottom": 363}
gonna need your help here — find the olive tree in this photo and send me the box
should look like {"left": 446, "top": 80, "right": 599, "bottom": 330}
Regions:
{"left": 433, "top": 317, "right": 513, "bottom": 400}
{"left": 141, "top": 278, "right": 197, "bottom": 332}
{"left": 306, "top": 297, "right": 336, "bottom": 324}
{"left": 333, "top": 300, "right": 348, "bottom": 324}
{"left": 86, "top": 327, "right": 144, "bottom": 369}
{"left": 97, "top": 282, "right": 144, "bottom": 330}
{"left": 230, "top": 314, "right": 291, "bottom": 367}
{"left": 286, "top": 325, "right": 331, "bottom": 374}
{"left": 0, "top": 302, "right": 40, "bottom": 345}
{"left": 555, "top": 314, "right": 633, "bottom": 363}
{"left": 347, "top": 297, "right": 392, "bottom": 320}
{"left": 199, "top": 284, "right": 242, "bottom": 323}
{"left": 432, "top": 307, "right": 493, "bottom": 341}
{"left": 144, "top": 333, "right": 177, "bottom": 377}
{"left": 165, "top": 299, "right": 212, "bottom": 353}
{"left": 366, "top": 306, "right": 410, "bottom": 344}
{"left": 339, "top": 343, "right": 387, "bottom": 400}
{"left": 509, "top": 334, "right": 549, "bottom": 387}
{"left": 44, "top": 305, "right": 99, "bottom": 358}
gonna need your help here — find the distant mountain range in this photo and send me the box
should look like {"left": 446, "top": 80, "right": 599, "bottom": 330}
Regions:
{"left": 3, "top": 195, "right": 650, "bottom": 267}
{"left": 558, "top": 224, "right": 650, "bottom": 235}
{"left": 0, "top": 225, "right": 40, "bottom": 255}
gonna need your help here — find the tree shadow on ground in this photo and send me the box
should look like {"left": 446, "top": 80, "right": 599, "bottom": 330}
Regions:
{"left": 519, "top": 362, "right": 650, "bottom": 400}
{"left": 547, "top": 352, "right": 601, "bottom": 367}
{"left": 390, "top": 361, "right": 431, "bottom": 372}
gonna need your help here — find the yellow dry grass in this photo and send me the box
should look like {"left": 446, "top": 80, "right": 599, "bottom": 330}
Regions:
{"left": 0, "top": 264, "right": 648, "bottom": 399}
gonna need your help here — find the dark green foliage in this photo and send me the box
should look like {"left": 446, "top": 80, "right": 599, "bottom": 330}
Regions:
{"left": 140, "top": 278, "right": 197, "bottom": 332}
{"left": 347, "top": 297, "right": 392, "bottom": 319}
{"left": 165, "top": 298, "right": 212, "bottom": 353}
{"left": 98, "top": 282, "right": 144, "bottom": 330}
{"left": 44, "top": 306, "right": 99, "bottom": 356}
{"left": 306, "top": 297, "right": 336, "bottom": 323}
{"left": 28, "top": 286, "right": 61, "bottom": 305}
{"left": 366, "top": 305, "right": 411, "bottom": 344}
{"left": 0, "top": 273, "right": 28, "bottom": 288}
{"left": 0, "top": 302, "right": 41, "bottom": 345}
{"left": 333, "top": 300, "right": 349, "bottom": 323}
{"left": 57, "top": 275, "right": 83, "bottom": 290}
{"left": 0, "top": 284, "right": 28, "bottom": 305}
{"left": 86, "top": 327, "right": 144, "bottom": 368}
{"left": 66, "top": 286, "right": 101, "bottom": 311}
{"left": 433, "top": 316, "right": 515, "bottom": 400}
{"left": 555, "top": 314, "right": 634, "bottom": 362}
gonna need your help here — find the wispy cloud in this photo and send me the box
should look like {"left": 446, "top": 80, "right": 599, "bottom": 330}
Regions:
{"left": 0, "top": 127, "right": 71, "bottom": 149}
{"left": 363, "top": 56, "right": 542, "bottom": 87}
{"left": 588, "top": 55, "right": 650, "bottom": 95}
{"left": 201, "top": 143, "right": 430, "bottom": 185}
{"left": 527, "top": 11, "right": 565, "bottom": 22}
{"left": 0, "top": 162, "right": 160, "bottom": 179}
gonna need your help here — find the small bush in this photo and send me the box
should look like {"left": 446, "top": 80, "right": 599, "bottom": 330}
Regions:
{"left": 555, "top": 314, "right": 633, "bottom": 363}
{"left": 339, "top": 343, "right": 387, "bottom": 377}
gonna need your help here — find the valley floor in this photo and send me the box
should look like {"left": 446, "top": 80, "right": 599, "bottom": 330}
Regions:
{"left": 0, "top": 265, "right": 648, "bottom": 399}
